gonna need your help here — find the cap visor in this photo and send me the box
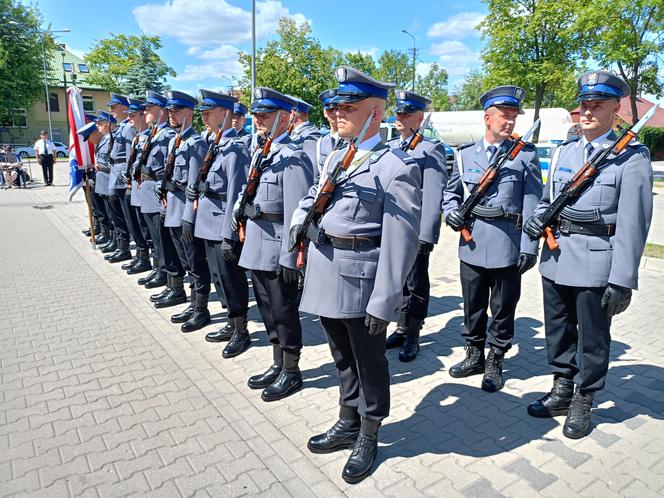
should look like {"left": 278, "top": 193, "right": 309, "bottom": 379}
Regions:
{"left": 330, "top": 94, "right": 367, "bottom": 105}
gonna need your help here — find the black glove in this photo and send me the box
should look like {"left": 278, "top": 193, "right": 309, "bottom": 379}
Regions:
{"left": 445, "top": 209, "right": 465, "bottom": 232}
{"left": 230, "top": 209, "right": 240, "bottom": 232}
{"left": 154, "top": 183, "right": 164, "bottom": 201}
{"left": 419, "top": 241, "right": 434, "bottom": 256}
{"left": 524, "top": 215, "right": 544, "bottom": 241}
{"left": 221, "top": 239, "right": 238, "bottom": 262}
{"left": 601, "top": 284, "right": 632, "bottom": 317}
{"left": 289, "top": 224, "right": 302, "bottom": 252}
{"left": 516, "top": 252, "right": 537, "bottom": 274}
{"left": 365, "top": 314, "right": 389, "bottom": 336}
{"left": 159, "top": 210, "right": 165, "bottom": 224}
{"left": 181, "top": 221, "right": 195, "bottom": 244}
{"left": 279, "top": 265, "right": 299, "bottom": 285}
{"left": 122, "top": 172, "right": 131, "bottom": 184}
{"left": 185, "top": 184, "right": 198, "bottom": 202}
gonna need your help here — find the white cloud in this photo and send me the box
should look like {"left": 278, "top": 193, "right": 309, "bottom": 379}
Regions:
{"left": 186, "top": 45, "right": 240, "bottom": 60}
{"left": 133, "top": 0, "right": 310, "bottom": 47}
{"left": 427, "top": 12, "right": 485, "bottom": 39}
{"left": 429, "top": 40, "right": 479, "bottom": 76}
{"left": 416, "top": 62, "right": 432, "bottom": 78}
{"left": 174, "top": 60, "right": 244, "bottom": 83}
{"left": 67, "top": 46, "right": 86, "bottom": 59}
{"left": 342, "top": 47, "right": 378, "bottom": 59}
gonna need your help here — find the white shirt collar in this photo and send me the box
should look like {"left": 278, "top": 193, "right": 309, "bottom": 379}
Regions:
{"left": 483, "top": 138, "right": 505, "bottom": 151}
{"left": 355, "top": 133, "right": 381, "bottom": 152}
{"left": 583, "top": 129, "right": 613, "bottom": 150}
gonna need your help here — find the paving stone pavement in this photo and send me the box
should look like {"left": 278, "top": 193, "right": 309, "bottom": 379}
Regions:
{"left": 1, "top": 168, "right": 663, "bottom": 497}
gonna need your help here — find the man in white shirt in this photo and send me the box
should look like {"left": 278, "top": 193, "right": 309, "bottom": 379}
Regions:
{"left": 33, "top": 130, "right": 56, "bottom": 186}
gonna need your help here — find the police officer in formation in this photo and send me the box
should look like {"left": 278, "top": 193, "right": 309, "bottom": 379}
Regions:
{"left": 90, "top": 112, "right": 116, "bottom": 251}
{"left": 315, "top": 88, "right": 339, "bottom": 182}
{"left": 137, "top": 91, "right": 176, "bottom": 290}
{"left": 291, "top": 67, "right": 422, "bottom": 483}
{"left": 232, "top": 102, "right": 252, "bottom": 149}
{"left": 183, "top": 90, "right": 252, "bottom": 357}
{"left": 523, "top": 70, "right": 653, "bottom": 438}
{"left": 385, "top": 90, "right": 448, "bottom": 362}
{"left": 443, "top": 86, "right": 542, "bottom": 393}
{"left": 105, "top": 93, "right": 136, "bottom": 263}
{"left": 232, "top": 88, "right": 314, "bottom": 401}
{"left": 287, "top": 96, "right": 321, "bottom": 177}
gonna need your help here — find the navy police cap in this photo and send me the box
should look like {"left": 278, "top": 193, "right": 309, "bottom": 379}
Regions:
{"left": 84, "top": 113, "right": 97, "bottom": 123}
{"left": 198, "top": 89, "right": 237, "bottom": 111}
{"left": 233, "top": 102, "right": 248, "bottom": 115}
{"left": 251, "top": 87, "right": 296, "bottom": 114}
{"left": 288, "top": 95, "right": 313, "bottom": 114}
{"left": 145, "top": 91, "right": 167, "bottom": 107}
{"left": 331, "top": 66, "right": 395, "bottom": 104}
{"left": 318, "top": 89, "right": 337, "bottom": 110}
{"left": 480, "top": 85, "right": 526, "bottom": 114}
{"left": 106, "top": 92, "right": 129, "bottom": 107}
{"left": 395, "top": 89, "right": 431, "bottom": 113}
{"left": 77, "top": 122, "right": 98, "bottom": 142}
{"left": 95, "top": 111, "right": 117, "bottom": 124}
{"left": 127, "top": 98, "right": 146, "bottom": 112}
{"left": 576, "top": 70, "right": 630, "bottom": 102}
{"left": 166, "top": 90, "right": 197, "bottom": 110}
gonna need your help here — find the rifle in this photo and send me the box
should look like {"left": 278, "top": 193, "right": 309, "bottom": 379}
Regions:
{"left": 532, "top": 104, "right": 658, "bottom": 251}
{"left": 235, "top": 111, "right": 281, "bottom": 242}
{"left": 135, "top": 124, "right": 159, "bottom": 184}
{"left": 124, "top": 134, "right": 140, "bottom": 190}
{"left": 108, "top": 123, "right": 116, "bottom": 167}
{"left": 288, "top": 113, "right": 373, "bottom": 269}
{"left": 192, "top": 110, "right": 230, "bottom": 211}
{"left": 161, "top": 119, "right": 187, "bottom": 208}
{"left": 457, "top": 118, "right": 541, "bottom": 243}
{"left": 401, "top": 112, "right": 431, "bottom": 152}
{"left": 287, "top": 112, "right": 296, "bottom": 136}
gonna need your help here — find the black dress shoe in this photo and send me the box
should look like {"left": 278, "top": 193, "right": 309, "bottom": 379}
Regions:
{"left": 449, "top": 344, "right": 485, "bottom": 378}
{"left": 261, "top": 369, "right": 303, "bottom": 401}
{"left": 385, "top": 331, "right": 405, "bottom": 350}
{"left": 307, "top": 418, "right": 360, "bottom": 454}
{"left": 144, "top": 272, "right": 167, "bottom": 289}
{"left": 248, "top": 364, "right": 282, "bottom": 389}
{"left": 121, "top": 257, "right": 138, "bottom": 270}
{"left": 170, "top": 304, "right": 195, "bottom": 323}
{"left": 481, "top": 347, "right": 505, "bottom": 392}
{"left": 150, "top": 287, "right": 170, "bottom": 302}
{"left": 528, "top": 377, "right": 574, "bottom": 418}
{"left": 342, "top": 423, "right": 379, "bottom": 484}
{"left": 127, "top": 259, "right": 151, "bottom": 274}
{"left": 100, "top": 241, "right": 117, "bottom": 254}
{"left": 563, "top": 390, "right": 594, "bottom": 439}
{"left": 205, "top": 322, "right": 234, "bottom": 343}
{"left": 222, "top": 331, "right": 250, "bottom": 358}
{"left": 108, "top": 250, "right": 132, "bottom": 263}
{"left": 181, "top": 309, "right": 211, "bottom": 333}
{"left": 82, "top": 228, "right": 91, "bottom": 237}
{"left": 398, "top": 319, "right": 423, "bottom": 363}
{"left": 138, "top": 269, "right": 157, "bottom": 286}
{"left": 153, "top": 288, "right": 187, "bottom": 308}
{"left": 104, "top": 249, "right": 120, "bottom": 261}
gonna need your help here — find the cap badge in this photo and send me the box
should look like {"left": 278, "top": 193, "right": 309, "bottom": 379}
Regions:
{"left": 335, "top": 67, "right": 345, "bottom": 81}
{"left": 588, "top": 72, "right": 598, "bottom": 85}
{"left": 515, "top": 88, "right": 524, "bottom": 99}
{"left": 397, "top": 91, "right": 406, "bottom": 99}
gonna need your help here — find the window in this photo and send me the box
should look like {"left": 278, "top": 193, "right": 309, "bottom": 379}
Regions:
{"left": 3, "top": 109, "right": 28, "bottom": 128}
{"left": 47, "top": 92, "right": 59, "bottom": 113}
{"left": 78, "top": 63, "right": 89, "bottom": 73}
{"left": 63, "top": 63, "right": 73, "bottom": 72}
{"left": 82, "top": 95, "right": 94, "bottom": 112}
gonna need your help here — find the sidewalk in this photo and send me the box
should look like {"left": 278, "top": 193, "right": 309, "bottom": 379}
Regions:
{"left": 1, "top": 168, "right": 663, "bottom": 497}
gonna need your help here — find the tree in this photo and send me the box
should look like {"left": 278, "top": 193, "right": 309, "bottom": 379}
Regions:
{"left": 343, "top": 51, "right": 377, "bottom": 76}
{"left": 416, "top": 63, "right": 450, "bottom": 111}
{"left": 238, "top": 19, "right": 340, "bottom": 126}
{"left": 451, "top": 69, "right": 488, "bottom": 111}
{"left": 375, "top": 50, "right": 412, "bottom": 111}
{"left": 85, "top": 34, "right": 175, "bottom": 94}
{"left": 577, "top": 0, "right": 664, "bottom": 123}
{"left": 480, "top": 0, "right": 582, "bottom": 140}
{"left": 0, "top": 0, "right": 51, "bottom": 124}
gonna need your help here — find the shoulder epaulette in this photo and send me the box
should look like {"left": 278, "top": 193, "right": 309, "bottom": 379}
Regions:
{"left": 388, "top": 147, "right": 414, "bottom": 164}
{"left": 456, "top": 142, "right": 474, "bottom": 150}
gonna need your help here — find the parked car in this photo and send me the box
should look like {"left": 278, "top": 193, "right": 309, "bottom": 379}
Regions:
{"left": 535, "top": 143, "right": 556, "bottom": 183}
{"left": 13, "top": 142, "right": 68, "bottom": 159}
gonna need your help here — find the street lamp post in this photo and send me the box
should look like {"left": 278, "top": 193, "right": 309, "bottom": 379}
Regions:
{"left": 401, "top": 29, "right": 416, "bottom": 91}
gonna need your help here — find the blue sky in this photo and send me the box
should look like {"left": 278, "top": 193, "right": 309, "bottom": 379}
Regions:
{"left": 32, "top": 0, "right": 488, "bottom": 95}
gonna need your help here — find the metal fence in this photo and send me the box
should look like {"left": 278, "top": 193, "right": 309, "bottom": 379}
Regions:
{"left": 0, "top": 127, "right": 65, "bottom": 147}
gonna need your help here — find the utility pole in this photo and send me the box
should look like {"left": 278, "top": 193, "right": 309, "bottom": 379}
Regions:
{"left": 401, "top": 29, "right": 416, "bottom": 91}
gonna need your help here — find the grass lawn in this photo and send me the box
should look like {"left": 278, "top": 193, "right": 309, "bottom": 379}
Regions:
{"left": 644, "top": 243, "right": 664, "bottom": 259}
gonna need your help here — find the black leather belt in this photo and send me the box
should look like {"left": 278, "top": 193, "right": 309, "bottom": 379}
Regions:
{"left": 244, "top": 202, "right": 283, "bottom": 221}
{"left": 307, "top": 224, "right": 381, "bottom": 250}
{"left": 471, "top": 205, "right": 522, "bottom": 228}
{"left": 163, "top": 179, "right": 186, "bottom": 193}
{"left": 98, "top": 164, "right": 111, "bottom": 173}
{"left": 201, "top": 191, "right": 227, "bottom": 201}
{"left": 557, "top": 218, "right": 615, "bottom": 237}
{"left": 140, "top": 167, "right": 158, "bottom": 182}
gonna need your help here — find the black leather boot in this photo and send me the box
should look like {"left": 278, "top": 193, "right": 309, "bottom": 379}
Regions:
{"left": 181, "top": 292, "right": 211, "bottom": 333}
{"left": 144, "top": 266, "right": 167, "bottom": 289}
{"left": 222, "top": 316, "right": 250, "bottom": 358}
{"left": 121, "top": 251, "right": 139, "bottom": 270}
{"left": 399, "top": 318, "right": 423, "bottom": 362}
{"left": 449, "top": 344, "right": 485, "bottom": 378}
{"left": 481, "top": 346, "right": 505, "bottom": 392}
{"left": 248, "top": 344, "right": 283, "bottom": 389}
{"left": 563, "top": 389, "right": 594, "bottom": 439}
{"left": 108, "top": 238, "right": 132, "bottom": 263}
{"left": 261, "top": 350, "right": 303, "bottom": 402}
{"left": 82, "top": 227, "right": 92, "bottom": 237}
{"left": 150, "top": 274, "right": 171, "bottom": 302}
{"left": 154, "top": 276, "right": 187, "bottom": 308}
{"left": 307, "top": 406, "right": 360, "bottom": 454}
{"left": 205, "top": 320, "right": 236, "bottom": 343}
{"left": 528, "top": 376, "right": 574, "bottom": 418}
{"left": 100, "top": 233, "right": 117, "bottom": 253}
{"left": 385, "top": 310, "right": 408, "bottom": 349}
{"left": 127, "top": 248, "right": 152, "bottom": 274}
{"left": 95, "top": 226, "right": 110, "bottom": 245}
{"left": 138, "top": 269, "right": 157, "bottom": 286}
{"left": 342, "top": 419, "right": 380, "bottom": 484}
{"left": 171, "top": 289, "right": 196, "bottom": 323}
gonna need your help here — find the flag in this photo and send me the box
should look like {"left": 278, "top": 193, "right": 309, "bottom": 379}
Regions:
{"left": 66, "top": 87, "right": 95, "bottom": 201}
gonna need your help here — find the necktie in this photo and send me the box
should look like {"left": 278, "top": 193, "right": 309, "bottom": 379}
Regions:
{"left": 585, "top": 143, "right": 594, "bottom": 162}
{"left": 487, "top": 144, "right": 498, "bottom": 163}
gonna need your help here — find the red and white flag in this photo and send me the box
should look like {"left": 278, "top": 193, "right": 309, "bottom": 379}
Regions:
{"left": 66, "top": 86, "right": 95, "bottom": 201}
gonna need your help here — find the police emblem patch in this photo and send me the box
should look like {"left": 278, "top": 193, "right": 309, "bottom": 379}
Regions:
{"left": 588, "top": 72, "right": 598, "bottom": 86}
{"left": 335, "top": 67, "right": 345, "bottom": 81}
{"left": 397, "top": 90, "right": 406, "bottom": 100}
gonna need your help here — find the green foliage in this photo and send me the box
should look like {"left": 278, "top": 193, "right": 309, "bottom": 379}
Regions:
{"left": 375, "top": 50, "right": 413, "bottom": 111}
{"left": 576, "top": 0, "right": 664, "bottom": 123}
{"left": 416, "top": 63, "right": 450, "bottom": 111}
{"left": 451, "top": 69, "right": 489, "bottom": 111}
{"left": 344, "top": 52, "right": 377, "bottom": 75}
{"left": 0, "top": 0, "right": 52, "bottom": 123}
{"left": 85, "top": 34, "right": 175, "bottom": 94}
{"left": 639, "top": 126, "right": 664, "bottom": 159}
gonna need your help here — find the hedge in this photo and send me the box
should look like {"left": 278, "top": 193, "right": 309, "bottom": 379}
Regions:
{"left": 639, "top": 126, "right": 664, "bottom": 160}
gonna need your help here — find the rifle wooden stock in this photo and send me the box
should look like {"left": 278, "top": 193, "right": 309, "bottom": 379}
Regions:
{"left": 193, "top": 129, "right": 224, "bottom": 211}
{"left": 161, "top": 132, "right": 183, "bottom": 208}
{"left": 125, "top": 135, "right": 140, "bottom": 190}
{"left": 136, "top": 126, "right": 158, "bottom": 185}
{"left": 544, "top": 226, "right": 558, "bottom": 250}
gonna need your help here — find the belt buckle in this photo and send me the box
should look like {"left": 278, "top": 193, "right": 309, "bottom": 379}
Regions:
{"left": 558, "top": 218, "right": 571, "bottom": 236}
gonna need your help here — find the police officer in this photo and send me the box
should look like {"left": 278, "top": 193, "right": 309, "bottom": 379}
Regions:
{"left": 121, "top": 98, "right": 153, "bottom": 275}
{"left": 140, "top": 92, "right": 185, "bottom": 298}
{"left": 290, "top": 67, "right": 422, "bottom": 484}
{"left": 232, "top": 102, "right": 251, "bottom": 148}
{"left": 93, "top": 112, "right": 118, "bottom": 254}
{"left": 315, "top": 89, "right": 339, "bottom": 182}
{"left": 183, "top": 90, "right": 251, "bottom": 352}
{"left": 287, "top": 96, "right": 321, "bottom": 178}
{"left": 443, "top": 86, "right": 542, "bottom": 392}
{"left": 385, "top": 90, "right": 448, "bottom": 362}
{"left": 81, "top": 112, "right": 109, "bottom": 244}
{"left": 105, "top": 93, "right": 136, "bottom": 263}
{"left": 523, "top": 70, "right": 653, "bottom": 439}
{"left": 231, "top": 87, "right": 313, "bottom": 400}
